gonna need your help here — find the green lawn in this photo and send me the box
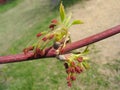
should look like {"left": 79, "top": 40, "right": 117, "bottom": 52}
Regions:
{"left": 0, "top": 0, "right": 120, "bottom": 90}
{"left": 0, "top": 0, "right": 24, "bottom": 13}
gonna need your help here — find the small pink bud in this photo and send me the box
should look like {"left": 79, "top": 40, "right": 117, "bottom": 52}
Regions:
{"left": 75, "top": 66, "right": 81, "bottom": 73}
{"left": 71, "top": 61, "right": 75, "bottom": 67}
{"left": 34, "top": 48, "right": 41, "bottom": 58}
{"left": 48, "top": 34, "right": 54, "bottom": 40}
{"left": 34, "top": 48, "right": 45, "bottom": 57}
{"left": 66, "top": 67, "right": 71, "bottom": 74}
{"left": 36, "top": 32, "right": 42, "bottom": 37}
{"left": 51, "top": 19, "right": 58, "bottom": 24}
{"left": 49, "top": 24, "right": 56, "bottom": 29}
{"left": 67, "top": 81, "right": 72, "bottom": 87}
{"left": 66, "top": 75, "right": 71, "bottom": 81}
{"left": 28, "top": 46, "right": 34, "bottom": 50}
{"left": 71, "top": 76, "right": 76, "bottom": 81}
{"left": 71, "top": 67, "right": 75, "bottom": 73}
{"left": 23, "top": 48, "right": 28, "bottom": 55}
{"left": 42, "top": 37, "right": 47, "bottom": 41}
{"left": 77, "top": 57, "right": 83, "bottom": 62}
{"left": 40, "top": 50, "right": 45, "bottom": 56}
{"left": 36, "top": 48, "right": 41, "bottom": 53}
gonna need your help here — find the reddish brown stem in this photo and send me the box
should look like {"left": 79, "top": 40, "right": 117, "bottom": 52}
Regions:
{"left": 0, "top": 25, "right": 120, "bottom": 64}
{"left": 62, "top": 25, "right": 120, "bottom": 53}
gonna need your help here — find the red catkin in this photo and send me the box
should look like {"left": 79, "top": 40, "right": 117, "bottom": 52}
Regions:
{"left": 66, "top": 75, "right": 71, "bottom": 81}
{"left": 66, "top": 67, "right": 71, "bottom": 74}
{"left": 49, "top": 24, "right": 56, "bottom": 29}
{"left": 71, "top": 61, "right": 75, "bottom": 67}
{"left": 75, "top": 66, "right": 81, "bottom": 73}
{"left": 51, "top": 19, "right": 58, "bottom": 24}
{"left": 77, "top": 57, "right": 83, "bottom": 62}
{"left": 36, "top": 32, "right": 42, "bottom": 37}
{"left": 70, "top": 67, "right": 75, "bottom": 73}
{"left": 48, "top": 34, "right": 54, "bottom": 40}
{"left": 23, "top": 48, "right": 28, "bottom": 55}
{"left": 71, "top": 76, "right": 76, "bottom": 81}
{"left": 67, "top": 81, "right": 72, "bottom": 87}
{"left": 42, "top": 37, "right": 48, "bottom": 41}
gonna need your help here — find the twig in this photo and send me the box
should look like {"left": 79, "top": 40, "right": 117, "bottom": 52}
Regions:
{"left": 0, "top": 25, "right": 120, "bottom": 64}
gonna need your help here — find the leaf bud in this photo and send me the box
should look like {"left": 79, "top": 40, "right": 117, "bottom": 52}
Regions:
{"left": 53, "top": 42, "right": 61, "bottom": 49}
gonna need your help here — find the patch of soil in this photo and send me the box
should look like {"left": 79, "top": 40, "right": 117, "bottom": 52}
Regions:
{"left": 68, "top": 0, "right": 120, "bottom": 64}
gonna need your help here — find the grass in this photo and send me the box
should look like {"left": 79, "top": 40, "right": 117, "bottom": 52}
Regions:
{"left": 0, "top": 0, "right": 120, "bottom": 90}
{"left": 1, "top": 59, "right": 119, "bottom": 90}
{"left": 0, "top": 58, "right": 66, "bottom": 90}
{"left": 0, "top": 0, "right": 23, "bottom": 13}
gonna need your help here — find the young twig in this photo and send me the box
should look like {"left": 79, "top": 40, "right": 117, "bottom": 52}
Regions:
{"left": 0, "top": 25, "right": 120, "bottom": 64}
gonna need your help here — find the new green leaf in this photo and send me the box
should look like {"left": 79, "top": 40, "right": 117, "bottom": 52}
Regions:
{"left": 60, "top": 3, "right": 66, "bottom": 22}
{"left": 72, "top": 20, "right": 83, "bottom": 25}
{"left": 64, "top": 13, "right": 72, "bottom": 26}
{"left": 82, "top": 62, "right": 90, "bottom": 69}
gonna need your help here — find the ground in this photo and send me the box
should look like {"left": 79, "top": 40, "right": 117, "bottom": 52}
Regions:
{"left": 69, "top": 0, "right": 120, "bottom": 64}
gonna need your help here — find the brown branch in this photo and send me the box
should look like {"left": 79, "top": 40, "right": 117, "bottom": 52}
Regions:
{"left": 62, "top": 25, "right": 120, "bottom": 53}
{"left": 0, "top": 25, "right": 120, "bottom": 64}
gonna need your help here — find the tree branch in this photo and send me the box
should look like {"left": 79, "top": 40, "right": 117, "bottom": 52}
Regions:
{"left": 0, "top": 25, "right": 120, "bottom": 64}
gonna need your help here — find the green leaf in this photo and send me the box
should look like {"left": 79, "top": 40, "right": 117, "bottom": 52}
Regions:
{"left": 72, "top": 20, "right": 83, "bottom": 25}
{"left": 82, "top": 62, "right": 90, "bottom": 69}
{"left": 82, "top": 46, "right": 90, "bottom": 54}
{"left": 59, "top": 2, "right": 66, "bottom": 22}
{"left": 64, "top": 13, "right": 72, "bottom": 26}
{"left": 67, "top": 20, "right": 83, "bottom": 27}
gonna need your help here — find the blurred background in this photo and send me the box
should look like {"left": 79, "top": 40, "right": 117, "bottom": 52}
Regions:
{"left": 0, "top": 0, "right": 120, "bottom": 90}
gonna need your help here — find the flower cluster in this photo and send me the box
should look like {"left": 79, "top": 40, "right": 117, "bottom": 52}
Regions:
{"left": 63, "top": 53, "right": 89, "bottom": 87}
{"left": 23, "top": 2, "right": 89, "bottom": 87}
{"left": 23, "top": 2, "right": 83, "bottom": 58}
{"left": 34, "top": 32, "right": 55, "bottom": 57}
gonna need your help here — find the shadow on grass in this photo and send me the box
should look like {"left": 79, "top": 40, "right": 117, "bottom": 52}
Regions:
{"left": 63, "top": 0, "right": 83, "bottom": 7}
{"left": 51, "top": 0, "right": 87, "bottom": 10}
